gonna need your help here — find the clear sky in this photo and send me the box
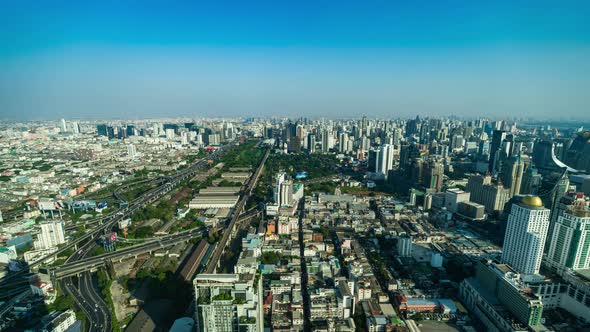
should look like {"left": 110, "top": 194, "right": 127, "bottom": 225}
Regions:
{"left": 1, "top": 1, "right": 589, "bottom": 120}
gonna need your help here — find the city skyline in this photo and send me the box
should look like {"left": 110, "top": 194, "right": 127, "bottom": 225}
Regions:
{"left": 1, "top": 1, "right": 590, "bottom": 120}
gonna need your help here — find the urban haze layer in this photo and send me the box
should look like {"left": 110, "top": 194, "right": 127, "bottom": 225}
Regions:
{"left": 1, "top": 117, "right": 590, "bottom": 332}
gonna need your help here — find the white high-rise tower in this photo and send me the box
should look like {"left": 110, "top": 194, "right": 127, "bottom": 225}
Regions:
{"left": 501, "top": 195, "right": 550, "bottom": 276}
{"left": 376, "top": 144, "right": 395, "bottom": 179}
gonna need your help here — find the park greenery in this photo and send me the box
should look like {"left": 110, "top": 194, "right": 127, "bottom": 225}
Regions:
{"left": 97, "top": 270, "right": 122, "bottom": 332}
{"left": 131, "top": 200, "right": 175, "bottom": 223}
{"left": 265, "top": 152, "right": 337, "bottom": 181}
{"left": 222, "top": 140, "right": 264, "bottom": 168}
{"left": 260, "top": 251, "right": 282, "bottom": 265}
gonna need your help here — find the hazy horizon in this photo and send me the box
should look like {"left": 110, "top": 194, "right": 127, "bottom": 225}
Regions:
{"left": 1, "top": 1, "right": 589, "bottom": 120}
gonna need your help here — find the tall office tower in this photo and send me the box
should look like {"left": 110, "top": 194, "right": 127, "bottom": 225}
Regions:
{"left": 152, "top": 123, "right": 161, "bottom": 137}
{"left": 97, "top": 124, "right": 108, "bottom": 137}
{"left": 127, "top": 144, "right": 137, "bottom": 159}
{"left": 501, "top": 196, "right": 550, "bottom": 276}
{"left": 361, "top": 136, "right": 371, "bottom": 152}
{"left": 34, "top": 221, "right": 66, "bottom": 250}
{"left": 71, "top": 121, "right": 80, "bottom": 134}
{"left": 338, "top": 132, "right": 348, "bottom": 153}
{"left": 208, "top": 134, "right": 221, "bottom": 146}
{"left": 392, "top": 127, "right": 402, "bottom": 146}
{"left": 296, "top": 124, "right": 306, "bottom": 140}
{"left": 565, "top": 131, "right": 590, "bottom": 173}
{"left": 273, "top": 172, "right": 287, "bottom": 205}
{"left": 532, "top": 140, "right": 554, "bottom": 170}
{"left": 547, "top": 206, "right": 590, "bottom": 271}
{"left": 423, "top": 159, "right": 444, "bottom": 192}
{"left": 361, "top": 115, "right": 368, "bottom": 135}
{"left": 166, "top": 128, "right": 176, "bottom": 139}
{"left": 321, "top": 128, "right": 332, "bottom": 153}
{"left": 547, "top": 174, "right": 571, "bottom": 242}
{"left": 405, "top": 116, "right": 421, "bottom": 138}
{"left": 478, "top": 141, "right": 490, "bottom": 158}
{"left": 520, "top": 166, "right": 542, "bottom": 195}
{"left": 60, "top": 119, "right": 67, "bottom": 133}
{"left": 279, "top": 180, "right": 293, "bottom": 207}
{"left": 287, "top": 137, "right": 301, "bottom": 153}
{"left": 466, "top": 174, "right": 492, "bottom": 203}
{"left": 367, "top": 149, "right": 378, "bottom": 172}
{"left": 419, "top": 121, "right": 430, "bottom": 144}
{"left": 376, "top": 144, "right": 395, "bottom": 180}
{"left": 410, "top": 158, "right": 424, "bottom": 184}
{"left": 488, "top": 130, "right": 506, "bottom": 173}
{"left": 106, "top": 126, "right": 115, "bottom": 139}
{"left": 126, "top": 125, "right": 136, "bottom": 137}
{"left": 502, "top": 154, "right": 525, "bottom": 197}
{"left": 307, "top": 134, "right": 316, "bottom": 153}
{"left": 194, "top": 274, "right": 263, "bottom": 332}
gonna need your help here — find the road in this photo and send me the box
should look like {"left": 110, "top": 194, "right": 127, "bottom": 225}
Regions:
{"left": 55, "top": 149, "right": 227, "bottom": 331}
{"left": 297, "top": 199, "right": 312, "bottom": 331}
{"left": 52, "top": 226, "right": 208, "bottom": 279}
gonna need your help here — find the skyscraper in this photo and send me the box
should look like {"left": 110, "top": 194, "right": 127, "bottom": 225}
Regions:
{"left": 338, "top": 132, "right": 348, "bottom": 153}
{"left": 501, "top": 196, "right": 550, "bottom": 276}
{"left": 547, "top": 207, "right": 590, "bottom": 271}
{"left": 376, "top": 144, "right": 395, "bottom": 179}
{"left": 307, "top": 133, "right": 316, "bottom": 154}
{"left": 423, "top": 159, "right": 444, "bottom": 192}
{"left": 127, "top": 144, "right": 137, "bottom": 159}
{"left": 321, "top": 128, "right": 332, "bottom": 153}
{"left": 501, "top": 154, "right": 525, "bottom": 197}
{"left": 279, "top": 180, "right": 293, "bottom": 207}
{"left": 60, "top": 118, "right": 67, "bottom": 133}
{"left": 488, "top": 130, "right": 506, "bottom": 173}
{"left": 520, "top": 166, "right": 542, "bottom": 195}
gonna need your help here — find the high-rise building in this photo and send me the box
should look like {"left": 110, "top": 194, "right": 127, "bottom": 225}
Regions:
{"left": 488, "top": 130, "right": 506, "bottom": 173}
{"left": 126, "top": 125, "right": 136, "bottom": 137}
{"left": 547, "top": 207, "right": 590, "bottom": 271}
{"left": 194, "top": 274, "right": 263, "bottom": 332}
{"left": 501, "top": 196, "right": 550, "bottom": 276}
{"left": 532, "top": 140, "right": 554, "bottom": 170}
{"left": 460, "top": 260, "right": 544, "bottom": 331}
{"left": 501, "top": 154, "right": 525, "bottom": 197}
{"left": 397, "top": 235, "right": 412, "bottom": 257}
{"left": 71, "top": 121, "right": 80, "bottom": 134}
{"left": 338, "top": 132, "right": 348, "bottom": 153}
{"left": 321, "top": 128, "right": 333, "bottom": 153}
{"left": 376, "top": 144, "right": 395, "bottom": 179}
{"left": 166, "top": 128, "right": 176, "bottom": 139}
{"left": 60, "top": 119, "right": 67, "bottom": 133}
{"left": 273, "top": 173, "right": 287, "bottom": 206}
{"left": 34, "top": 221, "right": 66, "bottom": 250}
{"left": 466, "top": 174, "right": 511, "bottom": 213}
{"left": 279, "top": 180, "right": 293, "bottom": 207}
{"left": 565, "top": 132, "right": 590, "bottom": 173}
{"left": 305, "top": 133, "right": 315, "bottom": 154}
{"left": 97, "top": 124, "right": 108, "bottom": 137}
{"left": 520, "top": 166, "right": 542, "bottom": 195}
{"left": 423, "top": 159, "right": 444, "bottom": 192}
{"left": 127, "top": 144, "right": 137, "bottom": 159}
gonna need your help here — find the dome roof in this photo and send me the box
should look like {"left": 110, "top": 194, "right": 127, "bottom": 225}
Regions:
{"left": 521, "top": 195, "right": 543, "bottom": 208}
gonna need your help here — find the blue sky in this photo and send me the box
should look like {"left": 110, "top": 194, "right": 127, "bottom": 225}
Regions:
{"left": 1, "top": 1, "right": 589, "bottom": 120}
